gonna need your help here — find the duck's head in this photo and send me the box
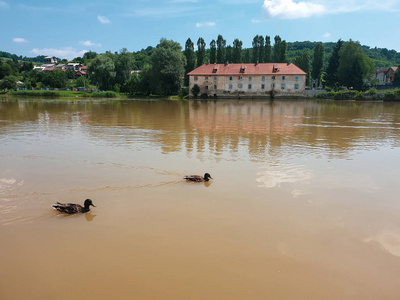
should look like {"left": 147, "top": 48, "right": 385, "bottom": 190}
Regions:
{"left": 204, "top": 173, "right": 213, "bottom": 181}
{"left": 84, "top": 199, "right": 96, "bottom": 209}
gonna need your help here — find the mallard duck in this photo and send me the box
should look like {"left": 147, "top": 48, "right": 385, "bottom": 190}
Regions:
{"left": 184, "top": 173, "right": 213, "bottom": 182}
{"left": 52, "top": 199, "right": 96, "bottom": 214}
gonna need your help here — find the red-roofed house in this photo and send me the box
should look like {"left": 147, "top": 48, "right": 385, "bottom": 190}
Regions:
{"left": 385, "top": 67, "right": 398, "bottom": 83}
{"left": 373, "top": 67, "right": 398, "bottom": 84}
{"left": 187, "top": 62, "right": 307, "bottom": 98}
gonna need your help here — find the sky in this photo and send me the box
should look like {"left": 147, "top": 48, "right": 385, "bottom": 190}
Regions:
{"left": 1, "top": 0, "right": 399, "bottom": 60}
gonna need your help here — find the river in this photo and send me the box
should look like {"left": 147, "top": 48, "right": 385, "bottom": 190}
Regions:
{"left": 1, "top": 98, "right": 400, "bottom": 299}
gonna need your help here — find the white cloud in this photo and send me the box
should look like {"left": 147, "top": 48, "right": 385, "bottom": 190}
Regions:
{"left": 196, "top": 22, "right": 216, "bottom": 28}
{"left": 251, "top": 19, "right": 263, "bottom": 23}
{"left": 31, "top": 47, "right": 88, "bottom": 60}
{"left": 263, "top": 0, "right": 400, "bottom": 19}
{"left": 263, "top": 0, "right": 325, "bottom": 19}
{"left": 97, "top": 15, "right": 111, "bottom": 24}
{"left": 323, "top": 32, "right": 331, "bottom": 38}
{"left": 0, "top": 1, "right": 8, "bottom": 8}
{"left": 79, "top": 40, "right": 101, "bottom": 47}
{"left": 13, "top": 38, "right": 28, "bottom": 43}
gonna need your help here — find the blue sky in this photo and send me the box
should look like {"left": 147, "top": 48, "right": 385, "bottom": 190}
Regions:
{"left": 1, "top": 0, "right": 399, "bottom": 60}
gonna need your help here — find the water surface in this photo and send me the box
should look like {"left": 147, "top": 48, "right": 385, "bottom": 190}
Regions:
{"left": 1, "top": 98, "right": 400, "bottom": 299}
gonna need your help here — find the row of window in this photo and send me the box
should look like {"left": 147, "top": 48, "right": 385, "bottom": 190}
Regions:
{"left": 194, "top": 75, "right": 299, "bottom": 81}
{"left": 204, "top": 83, "right": 300, "bottom": 90}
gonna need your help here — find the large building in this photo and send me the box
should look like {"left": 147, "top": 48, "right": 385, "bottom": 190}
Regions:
{"left": 187, "top": 62, "right": 307, "bottom": 98}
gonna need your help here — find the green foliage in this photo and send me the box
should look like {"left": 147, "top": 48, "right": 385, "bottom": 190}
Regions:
{"left": 42, "top": 70, "right": 68, "bottom": 88}
{"left": 295, "top": 52, "right": 310, "bottom": 85}
{"left": 0, "top": 63, "right": 13, "bottom": 79}
{"left": 122, "top": 73, "right": 140, "bottom": 95}
{"left": 0, "top": 75, "right": 17, "bottom": 90}
{"left": 87, "top": 54, "right": 116, "bottom": 90}
{"left": 252, "top": 35, "right": 264, "bottom": 63}
{"left": 232, "top": 39, "right": 242, "bottom": 63}
{"left": 196, "top": 38, "right": 206, "bottom": 67}
{"left": 273, "top": 35, "right": 287, "bottom": 63}
{"left": 264, "top": 36, "right": 271, "bottom": 63}
{"left": 179, "top": 87, "right": 189, "bottom": 99}
{"left": 324, "top": 39, "right": 343, "bottom": 88}
{"left": 337, "top": 40, "right": 374, "bottom": 90}
{"left": 311, "top": 43, "right": 324, "bottom": 85}
{"left": 216, "top": 35, "right": 226, "bottom": 64}
{"left": 75, "top": 76, "right": 90, "bottom": 88}
{"left": 191, "top": 84, "right": 200, "bottom": 98}
{"left": 394, "top": 66, "right": 400, "bottom": 84}
{"left": 184, "top": 38, "right": 195, "bottom": 86}
{"left": 367, "top": 88, "right": 377, "bottom": 95}
{"left": 209, "top": 40, "right": 216, "bottom": 64}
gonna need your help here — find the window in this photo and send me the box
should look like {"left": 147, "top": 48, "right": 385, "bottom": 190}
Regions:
{"left": 205, "top": 76, "right": 208, "bottom": 80}
{"left": 238, "top": 83, "right": 243, "bottom": 89}
{"left": 229, "top": 84, "right": 233, "bottom": 90}
{"left": 214, "top": 76, "right": 217, "bottom": 81}
{"left": 281, "top": 83, "right": 285, "bottom": 89}
{"left": 261, "top": 84, "right": 265, "bottom": 90}
{"left": 205, "top": 85, "right": 208, "bottom": 90}
{"left": 248, "top": 84, "right": 252, "bottom": 89}
{"left": 239, "top": 76, "right": 243, "bottom": 80}
{"left": 261, "top": 76, "right": 265, "bottom": 81}
{"left": 229, "top": 76, "right": 233, "bottom": 81}
{"left": 271, "top": 76, "right": 275, "bottom": 80}
{"left": 194, "top": 76, "right": 198, "bottom": 81}
{"left": 214, "top": 84, "right": 217, "bottom": 89}
{"left": 249, "top": 76, "right": 252, "bottom": 81}
{"left": 281, "top": 75, "right": 285, "bottom": 81}
{"left": 271, "top": 83, "right": 275, "bottom": 89}
{"left": 295, "top": 75, "right": 299, "bottom": 81}
{"left": 295, "top": 83, "right": 299, "bottom": 89}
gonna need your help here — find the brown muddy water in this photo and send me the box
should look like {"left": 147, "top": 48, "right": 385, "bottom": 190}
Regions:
{"left": 1, "top": 98, "right": 400, "bottom": 299}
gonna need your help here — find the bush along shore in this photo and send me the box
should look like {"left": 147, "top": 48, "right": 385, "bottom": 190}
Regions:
{"left": 1, "top": 90, "right": 119, "bottom": 98}
{"left": 315, "top": 88, "right": 400, "bottom": 101}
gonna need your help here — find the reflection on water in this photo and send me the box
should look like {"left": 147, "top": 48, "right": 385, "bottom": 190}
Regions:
{"left": 2, "top": 98, "right": 400, "bottom": 299}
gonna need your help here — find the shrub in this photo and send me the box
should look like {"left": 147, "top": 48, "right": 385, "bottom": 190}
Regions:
{"left": 367, "top": 88, "right": 377, "bottom": 95}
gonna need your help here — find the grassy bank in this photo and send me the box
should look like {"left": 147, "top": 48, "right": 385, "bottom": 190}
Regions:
{"left": 3, "top": 90, "right": 121, "bottom": 98}
{"left": 316, "top": 88, "right": 400, "bottom": 101}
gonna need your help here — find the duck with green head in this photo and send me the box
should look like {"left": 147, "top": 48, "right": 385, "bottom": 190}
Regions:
{"left": 52, "top": 199, "right": 96, "bottom": 214}
{"left": 184, "top": 173, "right": 213, "bottom": 182}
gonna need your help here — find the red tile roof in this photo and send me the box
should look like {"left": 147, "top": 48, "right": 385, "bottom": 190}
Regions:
{"left": 187, "top": 63, "right": 307, "bottom": 76}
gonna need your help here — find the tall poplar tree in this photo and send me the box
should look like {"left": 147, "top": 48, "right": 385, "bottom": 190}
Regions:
{"left": 295, "top": 51, "right": 311, "bottom": 86}
{"left": 252, "top": 35, "right": 264, "bottom": 63}
{"left": 232, "top": 38, "right": 242, "bottom": 63}
{"left": 210, "top": 40, "right": 216, "bottom": 64}
{"left": 216, "top": 35, "right": 226, "bottom": 63}
{"left": 196, "top": 37, "right": 206, "bottom": 67}
{"left": 324, "top": 39, "right": 343, "bottom": 88}
{"left": 265, "top": 35, "right": 271, "bottom": 63}
{"left": 311, "top": 43, "right": 324, "bottom": 87}
{"left": 273, "top": 35, "right": 286, "bottom": 63}
{"left": 184, "top": 38, "right": 195, "bottom": 86}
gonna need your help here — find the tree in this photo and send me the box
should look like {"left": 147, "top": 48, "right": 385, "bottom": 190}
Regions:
{"left": 311, "top": 43, "right": 324, "bottom": 87}
{"left": 191, "top": 84, "right": 200, "bottom": 98}
{"left": 295, "top": 52, "right": 311, "bottom": 86}
{"left": 324, "top": 39, "right": 343, "bottom": 88}
{"left": 122, "top": 73, "right": 140, "bottom": 94}
{"left": 216, "top": 35, "right": 226, "bottom": 63}
{"left": 196, "top": 37, "right": 206, "bottom": 67}
{"left": 210, "top": 40, "right": 216, "bottom": 64}
{"left": 114, "top": 48, "right": 134, "bottom": 87}
{"left": 87, "top": 54, "right": 116, "bottom": 90}
{"left": 273, "top": 35, "right": 287, "bottom": 63}
{"left": 42, "top": 70, "right": 67, "bottom": 88}
{"left": 226, "top": 45, "right": 232, "bottom": 63}
{"left": 265, "top": 35, "right": 271, "bottom": 63}
{"left": 75, "top": 76, "right": 90, "bottom": 88}
{"left": 337, "top": 40, "right": 374, "bottom": 90}
{"left": 0, "top": 75, "right": 17, "bottom": 90}
{"left": 0, "top": 63, "right": 13, "bottom": 79}
{"left": 232, "top": 39, "right": 242, "bottom": 63}
{"left": 146, "top": 38, "right": 186, "bottom": 95}
{"left": 252, "top": 35, "right": 264, "bottom": 63}
{"left": 184, "top": 38, "right": 195, "bottom": 86}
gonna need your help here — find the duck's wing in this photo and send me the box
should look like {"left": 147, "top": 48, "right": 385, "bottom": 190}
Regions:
{"left": 184, "top": 175, "right": 203, "bottom": 182}
{"left": 52, "top": 203, "right": 83, "bottom": 214}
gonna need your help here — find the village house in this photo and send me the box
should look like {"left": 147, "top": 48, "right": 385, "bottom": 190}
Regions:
{"left": 187, "top": 62, "right": 307, "bottom": 98}
{"left": 372, "top": 67, "right": 398, "bottom": 84}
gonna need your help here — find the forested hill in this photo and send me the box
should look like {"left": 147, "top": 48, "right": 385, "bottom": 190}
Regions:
{"left": 1, "top": 41, "right": 399, "bottom": 70}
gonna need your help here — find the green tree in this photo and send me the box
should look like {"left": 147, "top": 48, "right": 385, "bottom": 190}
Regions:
{"left": 114, "top": 48, "right": 134, "bottom": 87}
{"left": 337, "top": 40, "right": 374, "bottom": 90}
{"left": 196, "top": 37, "right": 206, "bottom": 67}
{"left": 295, "top": 52, "right": 311, "bottom": 86}
{"left": 0, "top": 75, "right": 17, "bottom": 90}
{"left": 0, "top": 63, "right": 13, "bottom": 79}
{"left": 184, "top": 38, "right": 195, "bottom": 86}
{"left": 273, "top": 35, "right": 287, "bottom": 63}
{"left": 216, "top": 35, "right": 226, "bottom": 63}
{"left": 42, "top": 70, "right": 67, "bottom": 88}
{"left": 210, "top": 40, "right": 216, "bottom": 64}
{"left": 144, "top": 38, "right": 186, "bottom": 95}
{"left": 122, "top": 73, "right": 140, "bottom": 94}
{"left": 191, "top": 84, "right": 200, "bottom": 98}
{"left": 232, "top": 39, "right": 242, "bottom": 63}
{"left": 311, "top": 43, "right": 324, "bottom": 87}
{"left": 226, "top": 45, "right": 232, "bottom": 63}
{"left": 265, "top": 36, "right": 271, "bottom": 63}
{"left": 324, "top": 39, "right": 343, "bottom": 88}
{"left": 75, "top": 76, "right": 90, "bottom": 88}
{"left": 87, "top": 54, "right": 116, "bottom": 90}
{"left": 252, "top": 35, "right": 264, "bottom": 63}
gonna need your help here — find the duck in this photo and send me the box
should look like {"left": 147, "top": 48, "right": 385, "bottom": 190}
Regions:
{"left": 184, "top": 173, "right": 213, "bottom": 182}
{"left": 52, "top": 199, "right": 96, "bottom": 214}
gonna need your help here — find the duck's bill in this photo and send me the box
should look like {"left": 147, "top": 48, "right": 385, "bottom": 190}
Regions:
{"left": 91, "top": 204, "right": 96, "bottom": 207}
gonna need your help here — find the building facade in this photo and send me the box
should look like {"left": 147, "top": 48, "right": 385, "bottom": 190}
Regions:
{"left": 187, "top": 63, "right": 307, "bottom": 98}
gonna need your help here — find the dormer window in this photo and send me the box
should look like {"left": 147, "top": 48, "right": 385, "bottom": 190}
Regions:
{"left": 240, "top": 65, "right": 246, "bottom": 73}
